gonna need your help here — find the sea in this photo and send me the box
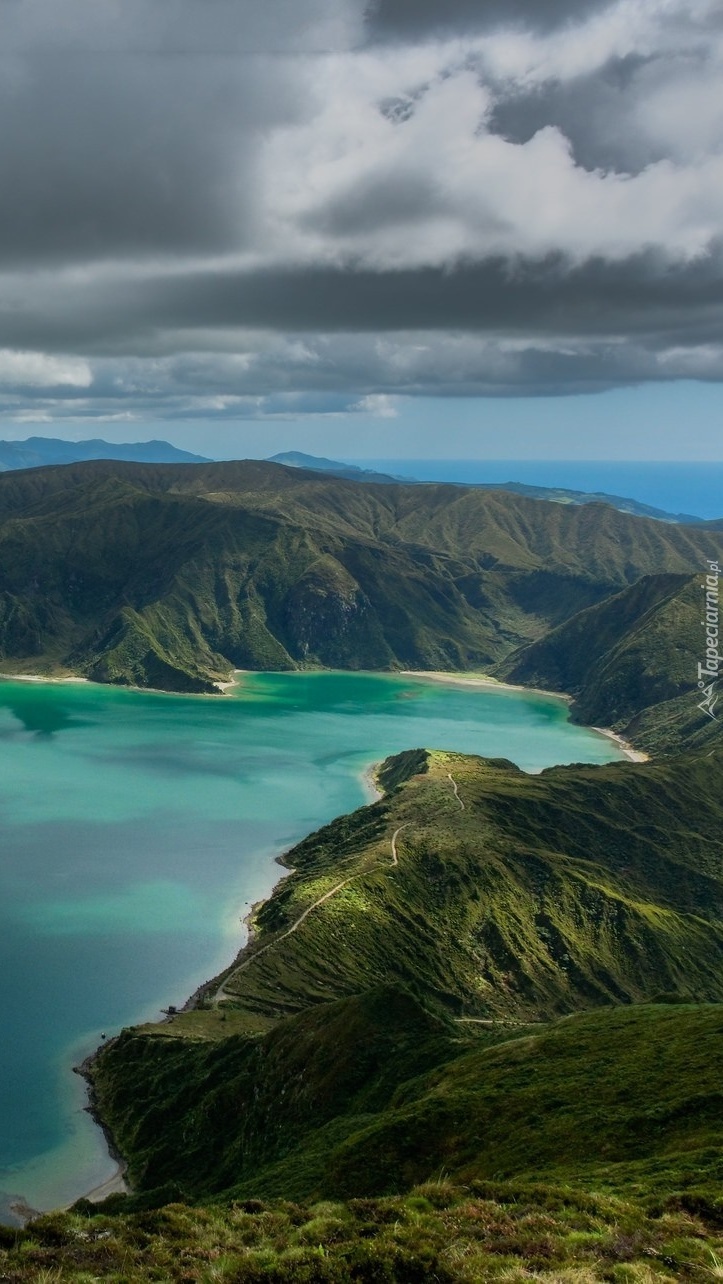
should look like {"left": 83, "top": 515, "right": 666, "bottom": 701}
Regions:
{"left": 354, "top": 461, "right": 723, "bottom": 521}
{"left": 0, "top": 671, "right": 625, "bottom": 1223}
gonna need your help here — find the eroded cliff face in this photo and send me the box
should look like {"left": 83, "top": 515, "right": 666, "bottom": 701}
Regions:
{"left": 280, "top": 558, "right": 392, "bottom": 668}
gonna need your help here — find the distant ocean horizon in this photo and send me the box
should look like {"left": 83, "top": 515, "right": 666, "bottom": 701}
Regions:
{"left": 351, "top": 460, "right": 723, "bottom": 521}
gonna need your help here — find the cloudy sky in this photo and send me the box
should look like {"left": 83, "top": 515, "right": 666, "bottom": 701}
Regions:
{"left": 0, "top": 0, "right": 722, "bottom": 459}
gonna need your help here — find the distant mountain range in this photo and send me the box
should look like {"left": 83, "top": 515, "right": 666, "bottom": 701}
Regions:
{"left": 0, "top": 440, "right": 711, "bottom": 525}
{"left": 267, "top": 450, "right": 406, "bottom": 483}
{"left": 0, "top": 436, "right": 209, "bottom": 470}
{"left": 267, "top": 450, "right": 708, "bottom": 524}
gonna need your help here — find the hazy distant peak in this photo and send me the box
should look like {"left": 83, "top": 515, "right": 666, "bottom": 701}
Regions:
{"left": 267, "top": 451, "right": 409, "bottom": 483}
{"left": 0, "top": 436, "right": 210, "bottom": 471}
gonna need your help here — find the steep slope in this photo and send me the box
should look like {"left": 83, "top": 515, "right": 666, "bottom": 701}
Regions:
{"left": 1, "top": 460, "right": 722, "bottom": 711}
{"left": 502, "top": 573, "right": 721, "bottom": 752}
{"left": 87, "top": 746, "right": 723, "bottom": 1207}
{"left": 90, "top": 994, "right": 723, "bottom": 1206}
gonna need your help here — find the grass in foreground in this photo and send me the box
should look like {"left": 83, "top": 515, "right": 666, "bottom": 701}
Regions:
{"left": 3, "top": 1181, "right": 723, "bottom": 1282}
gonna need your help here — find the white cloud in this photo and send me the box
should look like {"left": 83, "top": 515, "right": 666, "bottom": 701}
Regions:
{"left": 351, "top": 393, "right": 399, "bottom": 417}
{"left": 0, "top": 350, "right": 92, "bottom": 388}
{"left": 258, "top": 11, "right": 723, "bottom": 272}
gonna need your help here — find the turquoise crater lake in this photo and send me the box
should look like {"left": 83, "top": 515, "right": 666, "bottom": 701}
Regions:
{"left": 0, "top": 671, "right": 625, "bottom": 1221}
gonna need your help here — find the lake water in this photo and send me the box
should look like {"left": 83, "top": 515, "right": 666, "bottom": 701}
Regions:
{"left": 0, "top": 671, "right": 624, "bottom": 1222}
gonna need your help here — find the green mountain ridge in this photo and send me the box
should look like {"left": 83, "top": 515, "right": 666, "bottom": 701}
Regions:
{"left": 1, "top": 459, "right": 721, "bottom": 752}
{"left": 501, "top": 572, "right": 718, "bottom": 752}
{"left": 85, "top": 746, "right": 723, "bottom": 1209}
{"left": 5, "top": 745, "right": 723, "bottom": 1276}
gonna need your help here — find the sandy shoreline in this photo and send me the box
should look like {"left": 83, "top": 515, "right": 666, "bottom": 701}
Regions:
{"left": 362, "top": 762, "right": 383, "bottom": 801}
{"left": 5, "top": 1161, "right": 129, "bottom": 1229}
{"left": 74, "top": 1164, "right": 129, "bottom": 1206}
{"left": 398, "top": 668, "right": 572, "bottom": 702}
{"left": 0, "top": 671, "right": 89, "bottom": 684}
{"left": 591, "top": 726, "right": 649, "bottom": 762}
{"left": 0, "top": 668, "right": 238, "bottom": 697}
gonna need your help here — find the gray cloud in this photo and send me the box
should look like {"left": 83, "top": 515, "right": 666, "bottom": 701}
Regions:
{"left": 4, "top": 252, "right": 722, "bottom": 352}
{"left": 0, "top": 0, "right": 721, "bottom": 422}
{"left": 366, "top": 0, "right": 610, "bottom": 40}
{"left": 0, "top": 56, "right": 290, "bottom": 264}
{"left": 0, "top": 0, "right": 363, "bottom": 54}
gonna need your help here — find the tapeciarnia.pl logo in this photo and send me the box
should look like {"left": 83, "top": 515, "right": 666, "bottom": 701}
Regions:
{"left": 698, "top": 559, "right": 720, "bottom": 720}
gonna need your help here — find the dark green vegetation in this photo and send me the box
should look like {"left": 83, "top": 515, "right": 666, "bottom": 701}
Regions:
{"left": 83, "top": 751, "right": 723, "bottom": 1208}
{"left": 0, "top": 459, "right": 721, "bottom": 751}
{"left": 502, "top": 573, "right": 718, "bottom": 752}
{"left": 206, "top": 748, "right": 723, "bottom": 1026}
{"left": 0, "top": 435, "right": 208, "bottom": 471}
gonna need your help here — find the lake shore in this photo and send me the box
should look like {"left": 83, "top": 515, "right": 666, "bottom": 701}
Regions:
{"left": 591, "top": 726, "right": 649, "bottom": 763}
{"left": 0, "top": 671, "right": 89, "bottom": 684}
{"left": 398, "top": 669, "right": 648, "bottom": 762}
{"left": 0, "top": 664, "right": 649, "bottom": 763}
{"left": 397, "top": 668, "right": 572, "bottom": 702}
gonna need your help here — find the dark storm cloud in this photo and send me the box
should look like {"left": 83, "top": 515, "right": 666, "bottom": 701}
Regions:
{"left": 146, "top": 256, "right": 723, "bottom": 340}
{"left": 488, "top": 56, "right": 668, "bottom": 174}
{"left": 1, "top": 252, "right": 722, "bottom": 409}
{"left": 0, "top": 0, "right": 361, "bottom": 264}
{"left": 366, "top": 0, "right": 610, "bottom": 40}
{"left": 0, "top": 56, "right": 291, "bottom": 263}
{"left": 2, "top": 254, "right": 721, "bottom": 354}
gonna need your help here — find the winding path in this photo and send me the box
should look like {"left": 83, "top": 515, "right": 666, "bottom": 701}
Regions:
{"left": 217, "top": 775, "right": 464, "bottom": 1002}
{"left": 216, "top": 821, "right": 409, "bottom": 1001}
{"left": 390, "top": 822, "right": 408, "bottom": 865}
{"left": 448, "top": 772, "right": 465, "bottom": 809}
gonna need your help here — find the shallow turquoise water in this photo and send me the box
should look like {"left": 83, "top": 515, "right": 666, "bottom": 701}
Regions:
{"left": 0, "top": 671, "right": 623, "bottom": 1220}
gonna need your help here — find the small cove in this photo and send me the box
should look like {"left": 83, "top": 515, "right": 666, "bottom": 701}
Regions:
{"left": 0, "top": 670, "right": 626, "bottom": 1220}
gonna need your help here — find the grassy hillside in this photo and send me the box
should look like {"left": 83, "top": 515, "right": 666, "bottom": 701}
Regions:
{"left": 502, "top": 573, "right": 721, "bottom": 753}
{"left": 90, "top": 991, "right": 723, "bottom": 1208}
{"left": 200, "top": 747, "right": 723, "bottom": 1025}
{"left": 86, "top": 747, "right": 723, "bottom": 1209}
{"left": 4, "top": 1174, "right": 723, "bottom": 1281}
{"left": 1, "top": 460, "right": 722, "bottom": 723}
